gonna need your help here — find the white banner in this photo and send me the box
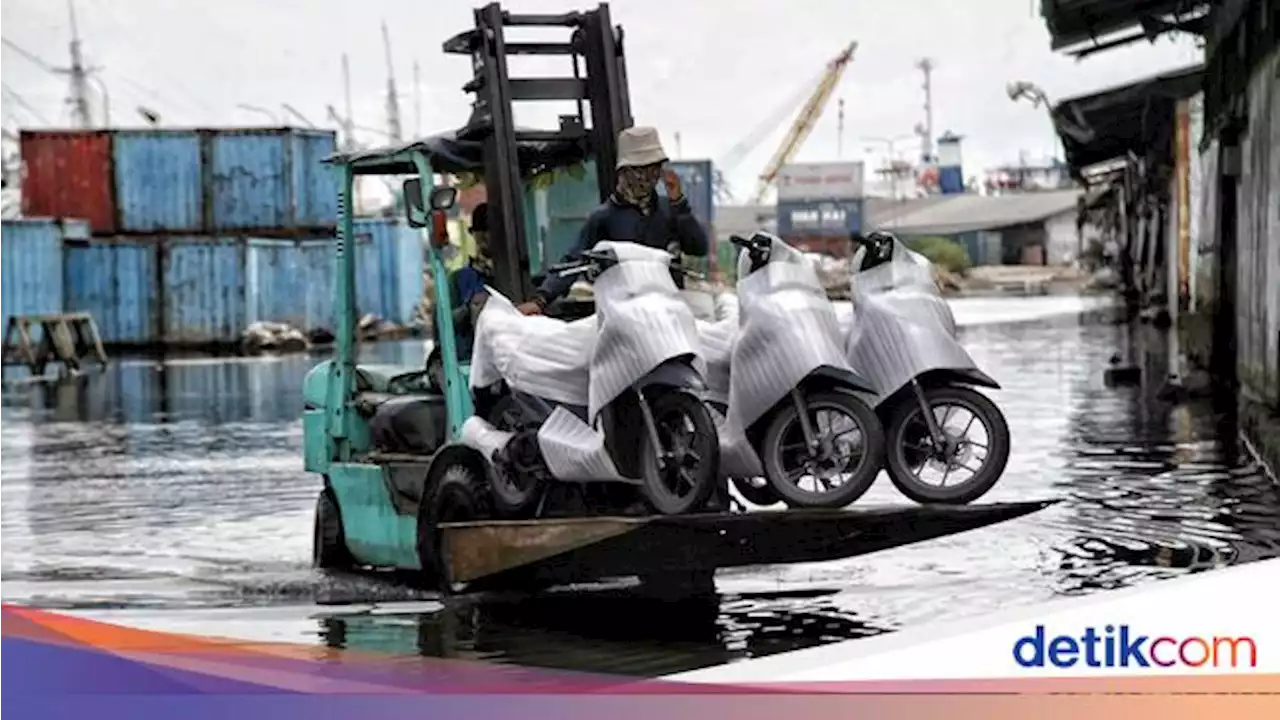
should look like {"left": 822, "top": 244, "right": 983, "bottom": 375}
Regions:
{"left": 776, "top": 162, "right": 865, "bottom": 201}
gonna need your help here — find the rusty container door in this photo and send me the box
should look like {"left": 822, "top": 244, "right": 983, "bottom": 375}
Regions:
{"left": 19, "top": 130, "right": 117, "bottom": 235}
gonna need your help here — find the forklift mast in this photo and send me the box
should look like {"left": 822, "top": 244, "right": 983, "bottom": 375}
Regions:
{"left": 444, "top": 3, "right": 634, "bottom": 303}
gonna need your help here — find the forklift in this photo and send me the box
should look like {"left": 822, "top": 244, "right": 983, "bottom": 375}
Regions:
{"left": 307, "top": 3, "right": 1055, "bottom": 596}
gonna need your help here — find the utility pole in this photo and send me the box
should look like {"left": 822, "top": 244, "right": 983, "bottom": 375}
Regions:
{"left": 341, "top": 54, "right": 356, "bottom": 149}
{"left": 916, "top": 58, "right": 935, "bottom": 167}
{"left": 65, "top": 0, "right": 92, "bottom": 127}
{"left": 413, "top": 61, "right": 422, "bottom": 137}
{"left": 382, "top": 22, "right": 402, "bottom": 142}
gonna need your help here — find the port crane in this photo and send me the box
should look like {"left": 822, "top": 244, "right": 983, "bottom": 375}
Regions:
{"left": 714, "top": 42, "right": 857, "bottom": 205}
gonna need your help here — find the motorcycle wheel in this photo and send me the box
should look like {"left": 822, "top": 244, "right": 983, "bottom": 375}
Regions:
{"left": 638, "top": 390, "right": 719, "bottom": 515}
{"left": 884, "top": 385, "right": 1010, "bottom": 505}
{"left": 485, "top": 395, "right": 545, "bottom": 518}
{"left": 706, "top": 400, "right": 781, "bottom": 507}
{"left": 759, "top": 391, "right": 885, "bottom": 509}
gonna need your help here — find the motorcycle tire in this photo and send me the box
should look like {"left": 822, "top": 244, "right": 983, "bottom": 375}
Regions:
{"left": 638, "top": 390, "right": 719, "bottom": 515}
{"left": 884, "top": 385, "right": 1010, "bottom": 505}
{"left": 484, "top": 395, "right": 546, "bottom": 518}
{"left": 760, "top": 390, "right": 886, "bottom": 509}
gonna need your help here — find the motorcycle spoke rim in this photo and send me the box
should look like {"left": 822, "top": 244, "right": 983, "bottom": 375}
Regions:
{"left": 902, "top": 401, "right": 991, "bottom": 488}
{"left": 778, "top": 404, "right": 868, "bottom": 495}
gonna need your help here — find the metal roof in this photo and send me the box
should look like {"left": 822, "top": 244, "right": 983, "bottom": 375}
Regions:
{"left": 869, "top": 190, "right": 1085, "bottom": 236}
{"left": 1041, "top": 0, "right": 1203, "bottom": 50}
{"left": 324, "top": 128, "right": 588, "bottom": 176}
{"left": 1051, "top": 64, "right": 1204, "bottom": 175}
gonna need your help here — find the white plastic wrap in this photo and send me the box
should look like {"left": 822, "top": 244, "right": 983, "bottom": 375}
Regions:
{"left": 586, "top": 241, "right": 706, "bottom": 422}
{"left": 464, "top": 241, "right": 707, "bottom": 484}
{"left": 468, "top": 289, "right": 596, "bottom": 407}
{"left": 844, "top": 239, "right": 978, "bottom": 405}
{"left": 717, "top": 236, "right": 854, "bottom": 477}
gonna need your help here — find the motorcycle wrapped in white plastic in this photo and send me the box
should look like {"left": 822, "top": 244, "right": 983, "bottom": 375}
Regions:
{"left": 698, "top": 232, "right": 886, "bottom": 509}
{"left": 844, "top": 232, "right": 1011, "bottom": 504}
{"left": 463, "top": 241, "right": 721, "bottom": 517}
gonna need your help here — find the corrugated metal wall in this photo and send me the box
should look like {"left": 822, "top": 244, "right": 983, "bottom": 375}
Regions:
{"left": 209, "top": 129, "right": 338, "bottom": 231}
{"left": 245, "top": 238, "right": 336, "bottom": 331}
{"left": 290, "top": 133, "right": 341, "bottom": 228}
{"left": 112, "top": 131, "right": 204, "bottom": 233}
{"left": 63, "top": 240, "right": 159, "bottom": 345}
{"left": 19, "top": 131, "right": 116, "bottom": 234}
{"left": 2, "top": 219, "right": 85, "bottom": 330}
{"left": 161, "top": 238, "right": 247, "bottom": 344}
{"left": 1235, "top": 49, "right": 1279, "bottom": 407}
{"left": 545, "top": 160, "right": 602, "bottom": 264}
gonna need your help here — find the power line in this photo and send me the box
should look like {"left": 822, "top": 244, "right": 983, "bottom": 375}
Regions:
{"left": 2, "top": 83, "right": 53, "bottom": 124}
{"left": 2, "top": 37, "right": 58, "bottom": 74}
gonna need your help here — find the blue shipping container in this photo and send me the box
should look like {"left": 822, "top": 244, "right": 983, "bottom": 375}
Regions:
{"left": 349, "top": 219, "right": 385, "bottom": 321}
{"left": 245, "top": 238, "right": 336, "bottom": 332}
{"left": 161, "top": 237, "right": 246, "bottom": 344}
{"left": 2, "top": 218, "right": 85, "bottom": 331}
{"left": 544, "top": 160, "right": 600, "bottom": 267}
{"left": 661, "top": 159, "right": 715, "bottom": 230}
{"left": 775, "top": 198, "right": 865, "bottom": 238}
{"left": 364, "top": 219, "right": 424, "bottom": 326}
{"left": 112, "top": 131, "right": 204, "bottom": 233}
{"left": 209, "top": 129, "right": 339, "bottom": 231}
{"left": 63, "top": 239, "right": 160, "bottom": 345}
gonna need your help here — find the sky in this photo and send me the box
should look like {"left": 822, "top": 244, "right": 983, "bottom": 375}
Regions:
{"left": 2, "top": 0, "right": 1204, "bottom": 199}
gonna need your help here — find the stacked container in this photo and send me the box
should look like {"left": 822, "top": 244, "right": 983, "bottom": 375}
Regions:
{"left": 17, "top": 128, "right": 422, "bottom": 348}
{"left": 2, "top": 218, "right": 89, "bottom": 331}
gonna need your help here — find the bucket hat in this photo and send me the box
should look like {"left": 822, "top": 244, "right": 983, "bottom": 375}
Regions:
{"left": 616, "top": 126, "right": 669, "bottom": 169}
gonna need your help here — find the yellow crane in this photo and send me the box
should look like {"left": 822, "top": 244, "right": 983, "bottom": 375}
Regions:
{"left": 714, "top": 42, "right": 858, "bottom": 206}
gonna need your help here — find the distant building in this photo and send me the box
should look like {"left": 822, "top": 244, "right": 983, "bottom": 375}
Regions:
{"left": 716, "top": 189, "right": 1088, "bottom": 266}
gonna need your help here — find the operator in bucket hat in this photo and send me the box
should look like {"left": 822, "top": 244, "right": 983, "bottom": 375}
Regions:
{"left": 516, "top": 126, "right": 709, "bottom": 315}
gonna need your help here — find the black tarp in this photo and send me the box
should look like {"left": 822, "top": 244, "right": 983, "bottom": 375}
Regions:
{"left": 324, "top": 127, "right": 589, "bottom": 177}
{"left": 1041, "top": 0, "right": 1200, "bottom": 50}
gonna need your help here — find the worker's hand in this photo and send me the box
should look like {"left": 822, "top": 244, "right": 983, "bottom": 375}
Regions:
{"left": 516, "top": 301, "right": 543, "bottom": 316}
{"left": 662, "top": 169, "right": 685, "bottom": 202}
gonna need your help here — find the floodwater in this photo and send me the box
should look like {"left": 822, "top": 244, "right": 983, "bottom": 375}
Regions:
{"left": 3, "top": 295, "right": 1278, "bottom": 677}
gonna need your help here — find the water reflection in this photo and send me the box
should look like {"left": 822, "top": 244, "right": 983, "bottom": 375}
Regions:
{"left": 3, "top": 311, "right": 1279, "bottom": 676}
{"left": 315, "top": 588, "right": 890, "bottom": 677}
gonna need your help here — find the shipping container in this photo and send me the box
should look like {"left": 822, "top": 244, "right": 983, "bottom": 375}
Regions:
{"left": 357, "top": 218, "right": 423, "bottom": 325}
{"left": 161, "top": 237, "right": 247, "bottom": 345}
{"left": 208, "top": 129, "right": 339, "bottom": 232}
{"left": 19, "top": 131, "right": 116, "bottom": 234}
{"left": 544, "top": 160, "right": 601, "bottom": 267}
{"left": 662, "top": 159, "right": 715, "bottom": 229}
{"left": 2, "top": 218, "right": 86, "bottom": 331}
{"left": 63, "top": 239, "right": 160, "bottom": 345}
{"left": 776, "top": 198, "right": 866, "bottom": 239}
{"left": 245, "top": 238, "right": 336, "bottom": 332}
{"left": 112, "top": 131, "right": 204, "bottom": 233}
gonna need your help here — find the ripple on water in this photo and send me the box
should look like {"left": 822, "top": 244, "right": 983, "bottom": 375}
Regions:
{"left": 3, "top": 321, "right": 1278, "bottom": 676}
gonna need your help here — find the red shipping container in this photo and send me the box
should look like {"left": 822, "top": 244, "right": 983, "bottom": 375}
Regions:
{"left": 20, "top": 130, "right": 116, "bottom": 234}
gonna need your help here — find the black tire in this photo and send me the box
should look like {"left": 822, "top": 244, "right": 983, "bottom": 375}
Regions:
{"left": 417, "top": 463, "right": 488, "bottom": 592}
{"left": 884, "top": 385, "right": 1010, "bottom": 505}
{"left": 638, "top": 390, "right": 719, "bottom": 515}
{"left": 313, "top": 486, "right": 355, "bottom": 570}
{"left": 760, "top": 390, "right": 886, "bottom": 509}
{"left": 486, "top": 396, "right": 546, "bottom": 517}
{"left": 706, "top": 400, "right": 781, "bottom": 508}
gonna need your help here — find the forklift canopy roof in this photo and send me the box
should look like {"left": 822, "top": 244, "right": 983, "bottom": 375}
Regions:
{"left": 324, "top": 128, "right": 589, "bottom": 176}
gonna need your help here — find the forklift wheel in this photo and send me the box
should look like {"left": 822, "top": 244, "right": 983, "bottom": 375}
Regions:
{"left": 313, "top": 487, "right": 355, "bottom": 571}
{"left": 417, "top": 463, "right": 489, "bottom": 593}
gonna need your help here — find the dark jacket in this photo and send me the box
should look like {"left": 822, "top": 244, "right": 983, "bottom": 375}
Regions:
{"left": 442, "top": 261, "right": 492, "bottom": 360}
{"left": 533, "top": 192, "right": 708, "bottom": 306}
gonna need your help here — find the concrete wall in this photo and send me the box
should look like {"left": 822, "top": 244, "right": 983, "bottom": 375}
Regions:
{"left": 1044, "top": 209, "right": 1080, "bottom": 265}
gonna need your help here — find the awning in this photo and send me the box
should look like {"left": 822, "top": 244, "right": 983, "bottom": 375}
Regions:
{"left": 1050, "top": 64, "right": 1204, "bottom": 176}
{"left": 1041, "top": 0, "right": 1206, "bottom": 52}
